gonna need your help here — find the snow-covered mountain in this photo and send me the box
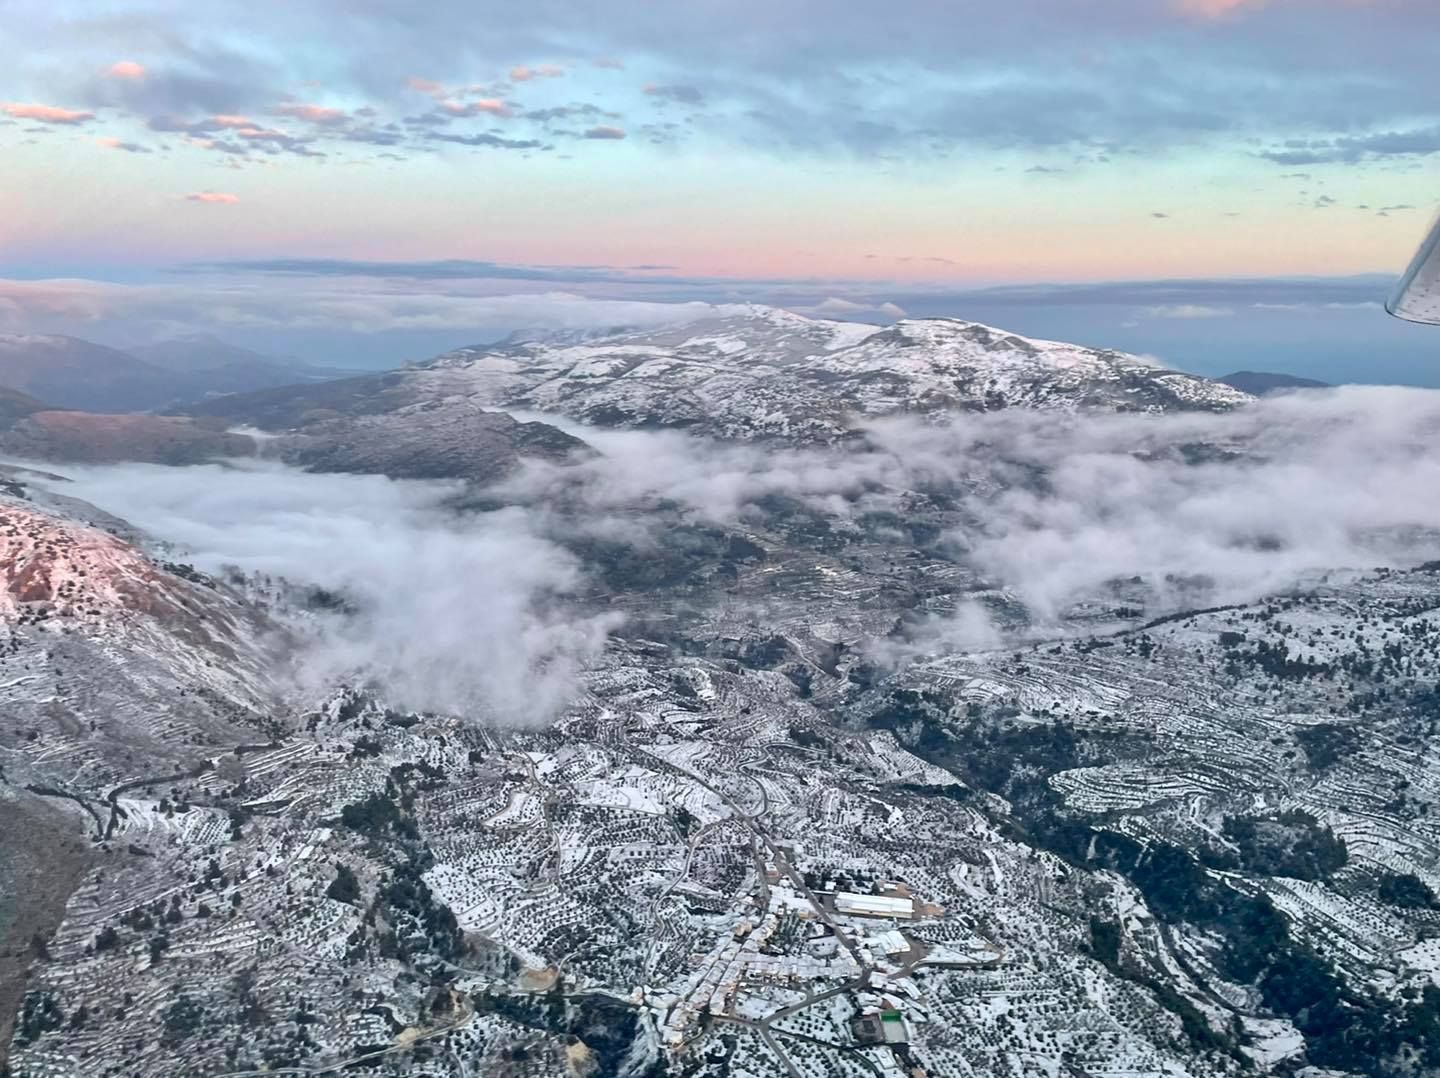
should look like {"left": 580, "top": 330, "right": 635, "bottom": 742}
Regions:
{"left": 0, "top": 482, "right": 280, "bottom": 745}
{"left": 0, "top": 476, "right": 288, "bottom": 1055}
{"left": 419, "top": 305, "right": 1251, "bottom": 439}
{"left": 192, "top": 306, "right": 1252, "bottom": 450}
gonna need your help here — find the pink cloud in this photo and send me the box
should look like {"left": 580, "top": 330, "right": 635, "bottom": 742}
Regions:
{"left": 407, "top": 76, "right": 444, "bottom": 96}
{"left": 510, "top": 64, "right": 565, "bottom": 82}
{"left": 211, "top": 114, "right": 256, "bottom": 128}
{"left": 274, "top": 103, "right": 348, "bottom": 125}
{"left": 106, "top": 60, "right": 146, "bottom": 80}
{"left": 94, "top": 136, "right": 150, "bottom": 153}
{"left": 2, "top": 102, "right": 93, "bottom": 125}
{"left": 185, "top": 191, "right": 240, "bottom": 204}
{"left": 441, "top": 98, "right": 512, "bottom": 118}
{"left": 236, "top": 126, "right": 293, "bottom": 142}
{"left": 1177, "top": 0, "right": 1266, "bottom": 15}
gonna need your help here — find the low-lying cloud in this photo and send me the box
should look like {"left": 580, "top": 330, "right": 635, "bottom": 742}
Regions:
{"left": 935, "top": 387, "right": 1440, "bottom": 620}
{"left": 53, "top": 461, "right": 619, "bottom": 724}
{"left": 0, "top": 275, "right": 738, "bottom": 337}
{"left": 33, "top": 385, "right": 1440, "bottom": 722}
{"left": 507, "top": 386, "right": 1440, "bottom": 627}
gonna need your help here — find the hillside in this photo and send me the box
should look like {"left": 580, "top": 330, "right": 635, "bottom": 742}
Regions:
{"left": 0, "top": 482, "right": 284, "bottom": 1055}
{"left": 192, "top": 305, "right": 1252, "bottom": 445}
{"left": 0, "top": 335, "right": 173, "bottom": 412}
{"left": 0, "top": 388, "right": 46, "bottom": 428}
{"left": 0, "top": 334, "right": 352, "bottom": 413}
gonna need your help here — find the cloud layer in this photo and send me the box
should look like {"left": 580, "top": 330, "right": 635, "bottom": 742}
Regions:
{"left": 55, "top": 461, "right": 618, "bottom": 724}
{"left": 0, "top": 275, "right": 736, "bottom": 336}
{"left": 35, "top": 384, "right": 1440, "bottom": 723}
{"left": 5, "top": 0, "right": 1439, "bottom": 166}
{"left": 503, "top": 386, "right": 1440, "bottom": 626}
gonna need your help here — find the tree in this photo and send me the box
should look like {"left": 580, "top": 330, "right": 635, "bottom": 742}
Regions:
{"left": 1379, "top": 871, "right": 1439, "bottom": 910}
{"left": 327, "top": 863, "right": 362, "bottom": 905}
{"left": 162, "top": 996, "right": 204, "bottom": 1044}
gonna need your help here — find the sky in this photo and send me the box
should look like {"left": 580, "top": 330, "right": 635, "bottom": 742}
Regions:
{"left": 2, "top": 0, "right": 1439, "bottom": 381}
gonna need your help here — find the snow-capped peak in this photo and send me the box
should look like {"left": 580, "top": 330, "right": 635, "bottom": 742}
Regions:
{"left": 407, "top": 305, "right": 1249, "bottom": 441}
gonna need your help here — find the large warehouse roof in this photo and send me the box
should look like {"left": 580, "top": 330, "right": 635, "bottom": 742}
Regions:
{"left": 834, "top": 892, "right": 915, "bottom": 918}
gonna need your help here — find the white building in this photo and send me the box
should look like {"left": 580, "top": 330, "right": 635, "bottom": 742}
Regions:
{"left": 834, "top": 892, "right": 915, "bottom": 919}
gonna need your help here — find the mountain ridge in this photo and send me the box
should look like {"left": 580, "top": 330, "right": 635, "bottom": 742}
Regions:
{"left": 0, "top": 333, "right": 353, "bottom": 413}
{"left": 190, "top": 306, "right": 1253, "bottom": 453}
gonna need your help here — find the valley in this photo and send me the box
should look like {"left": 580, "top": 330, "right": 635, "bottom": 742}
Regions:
{"left": 2, "top": 308, "right": 1439, "bottom": 1077}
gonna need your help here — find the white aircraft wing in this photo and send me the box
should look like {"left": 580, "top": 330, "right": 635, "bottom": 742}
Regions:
{"left": 1389, "top": 211, "right": 1440, "bottom": 325}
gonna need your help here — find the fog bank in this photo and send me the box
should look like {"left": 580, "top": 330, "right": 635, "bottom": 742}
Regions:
{"left": 46, "top": 384, "right": 1440, "bottom": 721}
{"left": 57, "top": 461, "right": 618, "bottom": 725}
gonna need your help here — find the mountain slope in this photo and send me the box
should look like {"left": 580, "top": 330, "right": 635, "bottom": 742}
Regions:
{"left": 131, "top": 334, "right": 302, "bottom": 375}
{"left": 0, "top": 388, "right": 46, "bottom": 428}
{"left": 131, "top": 334, "right": 363, "bottom": 391}
{"left": 180, "top": 371, "right": 404, "bottom": 428}
{"left": 0, "top": 481, "right": 285, "bottom": 1060}
{"left": 0, "top": 411, "right": 256, "bottom": 465}
{"left": 0, "top": 364, "right": 584, "bottom": 477}
{"left": 0, "top": 485, "right": 281, "bottom": 746}
{"left": 0, "top": 335, "right": 175, "bottom": 412}
{"left": 425, "top": 306, "right": 1250, "bottom": 439}
{"left": 191, "top": 306, "right": 1253, "bottom": 444}
{"left": 0, "top": 334, "right": 355, "bottom": 413}
{"left": 0, "top": 378, "right": 259, "bottom": 465}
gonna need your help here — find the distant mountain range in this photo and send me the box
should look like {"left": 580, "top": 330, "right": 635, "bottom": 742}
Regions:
{"left": 1, "top": 318, "right": 1319, "bottom": 469}
{"left": 0, "top": 333, "right": 358, "bottom": 413}
{"left": 0, "top": 307, "right": 1265, "bottom": 475}
{"left": 189, "top": 306, "right": 1253, "bottom": 464}
{"left": 1218, "top": 370, "right": 1330, "bottom": 395}
{"left": 406, "top": 306, "right": 1254, "bottom": 440}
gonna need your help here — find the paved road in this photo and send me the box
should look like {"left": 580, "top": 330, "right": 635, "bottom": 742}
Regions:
{"left": 642, "top": 820, "right": 715, "bottom": 976}
{"left": 714, "top": 975, "right": 884, "bottom": 1078}
{"left": 759, "top": 1025, "right": 807, "bottom": 1078}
